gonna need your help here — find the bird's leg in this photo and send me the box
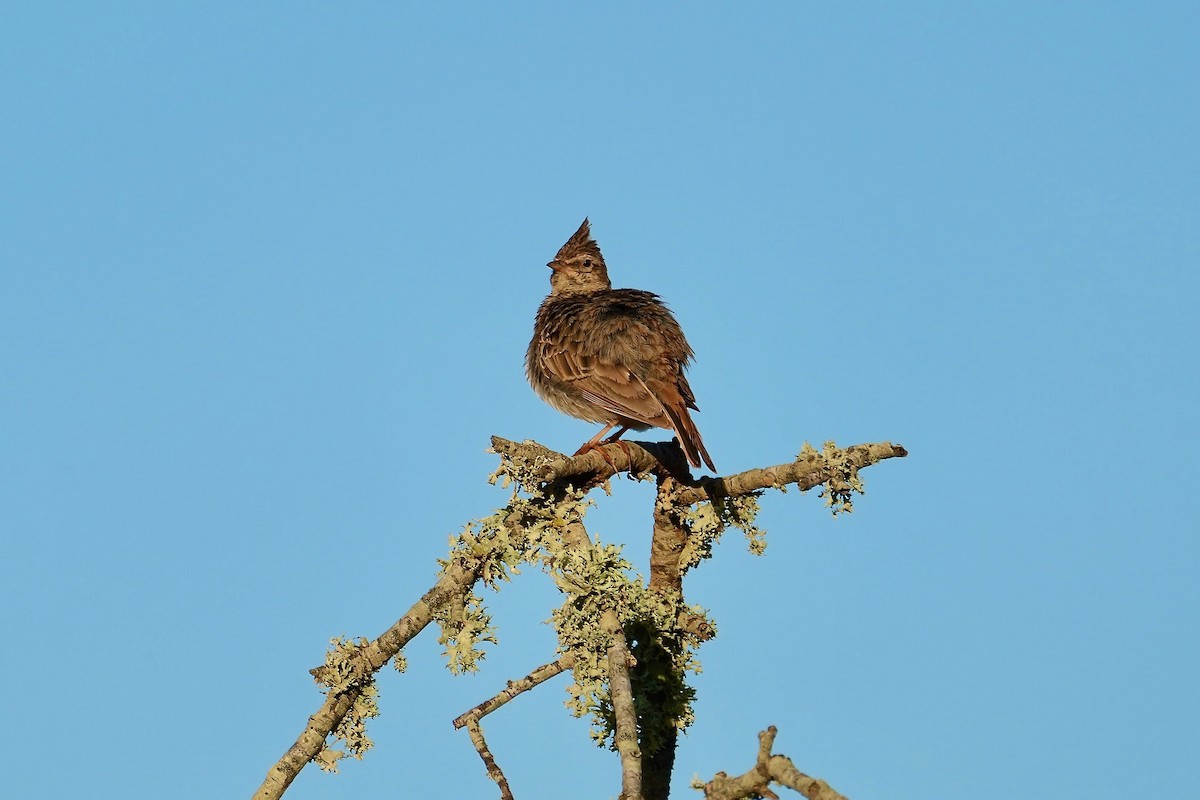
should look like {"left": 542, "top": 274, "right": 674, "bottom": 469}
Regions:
{"left": 602, "top": 427, "right": 636, "bottom": 478}
{"left": 575, "top": 422, "right": 618, "bottom": 454}
{"left": 574, "top": 423, "right": 628, "bottom": 475}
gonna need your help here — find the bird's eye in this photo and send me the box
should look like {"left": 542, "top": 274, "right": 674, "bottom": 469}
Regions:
{"left": 583, "top": 258, "right": 593, "bottom": 269}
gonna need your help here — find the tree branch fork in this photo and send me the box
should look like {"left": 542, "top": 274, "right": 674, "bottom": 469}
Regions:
{"left": 251, "top": 435, "right": 906, "bottom": 800}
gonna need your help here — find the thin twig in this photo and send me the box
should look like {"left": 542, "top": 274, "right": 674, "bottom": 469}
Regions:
{"left": 452, "top": 654, "right": 575, "bottom": 729}
{"left": 465, "top": 719, "right": 515, "bottom": 800}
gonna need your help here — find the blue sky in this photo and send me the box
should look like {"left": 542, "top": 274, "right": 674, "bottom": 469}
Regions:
{"left": 2, "top": 3, "right": 1197, "bottom": 798}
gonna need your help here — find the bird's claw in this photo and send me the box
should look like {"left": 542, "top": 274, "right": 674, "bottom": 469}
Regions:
{"left": 574, "top": 440, "right": 632, "bottom": 477}
{"left": 605, "top": 438, "right": 636, "bottom": 479}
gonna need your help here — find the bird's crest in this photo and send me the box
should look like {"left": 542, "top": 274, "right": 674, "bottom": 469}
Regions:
{"left": 555, "top": 217, "right": 605, "bottom": 265}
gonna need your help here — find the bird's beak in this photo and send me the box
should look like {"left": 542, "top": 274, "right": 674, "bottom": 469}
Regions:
{"left": 547, "top": 260, "right": 562, "bottom": 271}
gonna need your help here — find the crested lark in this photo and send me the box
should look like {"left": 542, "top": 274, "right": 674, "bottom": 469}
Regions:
{"left": 526, "top": 218, "right": 715, "bottom": 472}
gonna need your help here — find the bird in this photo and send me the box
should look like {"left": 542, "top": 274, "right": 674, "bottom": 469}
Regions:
{"left": 526, "top": 218, "right": 715, "bottom": 472}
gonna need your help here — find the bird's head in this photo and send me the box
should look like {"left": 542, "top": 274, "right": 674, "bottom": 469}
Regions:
{"left": 546, "top": 218, "right": 612, "bottom": 295}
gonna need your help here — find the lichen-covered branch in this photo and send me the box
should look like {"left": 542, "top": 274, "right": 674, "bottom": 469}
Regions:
{"left": 255, "top": 473, "right": 586, "bottom": 799}
{"left": 602, "top": 610, "right": 643, "bottom": 800}
{"left": 489, "top": 435, "right": 908, "bottom": 800}
{"left": 676, "top": 441, "right": 908, "bottom": 508}
{"left": 639, "top": 470, "right": 693, "bottom": 800}
{"left": 256, "top": 435, "right": 905, "bottom": 800}
{"left": 696, "top": 726, "right": 848, "bottom": 800}
{"left": 489, "top": 436, "right": 907, "bottom": 512}
{"left": 649, "top": 471, "right": 688, "bottom": 595}
{"left": 252, "top": 557, "right": 488, "bottom": 800}
{"left": 490, "top": 436, "right": 690, "bottom": 490}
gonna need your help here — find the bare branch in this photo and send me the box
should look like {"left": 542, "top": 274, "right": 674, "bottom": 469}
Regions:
{"left": 698, "top": 726, "right": 848, "bottom": 800}
{"left": 602, "top": 610, "right": 643, "bottom": 800}
{"left": 452, "top": 654, "right": 575, "bottom": 729}
{"left": 766, "top": 754, "right": 847, "bottom": 800}
{"left": 465, "top": 719, "right": 515, "bottom": 800}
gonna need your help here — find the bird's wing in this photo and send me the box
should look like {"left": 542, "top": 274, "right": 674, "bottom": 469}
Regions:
{"left": 539, "top": 345, "right": 714, "bottom": 470}
{"left": 540, "top": 338, "right": 671, "bottom": 429}
{"left": 537, "top": 291, "right": 688, "bottom": 429}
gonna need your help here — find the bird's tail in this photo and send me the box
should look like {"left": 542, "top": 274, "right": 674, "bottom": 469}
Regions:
{"left": 662, "top": 400, "right": 715, "bottom": 473}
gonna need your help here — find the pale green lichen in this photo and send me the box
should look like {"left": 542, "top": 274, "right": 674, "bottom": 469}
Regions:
{"left": 306, "top": 435, "right": 882, "bottom": 776}
{"left": 548, "top": 540, "right": 708, "bottom": 751}
{"left": 433, "top": 478, "right": 594, "bottom": 676}
{"left": 329, "top": 683, "right": 379, "bottom": 763}
{"left": 317, "top": 636, "right": 373, "bottom": 694}
{"left": 433, "top": 588, "right": 497, "bottom": 674}
{"left": 314, "top": 637, "right": 381, "bottom": 771}
{"left": 799, "top": 441, "right": 866, "bottom": 515}
{"left": 680, "top": 492, "right": 768, "bottom": 570}
{"left": 481, "top": 452, "right": 715, "bottom": 751}
{"left": 478, "top": 465, "right": 714, "bottom": 753}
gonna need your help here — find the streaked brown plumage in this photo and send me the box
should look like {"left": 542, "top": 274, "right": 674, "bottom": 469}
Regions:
{"left": 526, "top": 218, "right": 715, "bottom": 472}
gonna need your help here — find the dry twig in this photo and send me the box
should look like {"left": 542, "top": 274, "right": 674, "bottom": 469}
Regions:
{"left": 453, "top": 654, "right": 575, "bottom": 729}
{"left": 465, "top": 719, "right": 514, "bottom": 800}
{"left": 698, "top": 726, "right": 848, "bottom": 800}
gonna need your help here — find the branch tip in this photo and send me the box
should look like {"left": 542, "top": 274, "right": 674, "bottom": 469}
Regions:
{"left": 699, "top": 727, "right": 848, "bottom": 800}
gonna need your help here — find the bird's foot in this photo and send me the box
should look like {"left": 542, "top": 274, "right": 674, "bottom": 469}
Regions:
{"left": 605, "top": 438, "right": 636, "bottom": 479}
{"left": 573, "top": 439, "right": 631, "bottom": 476}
